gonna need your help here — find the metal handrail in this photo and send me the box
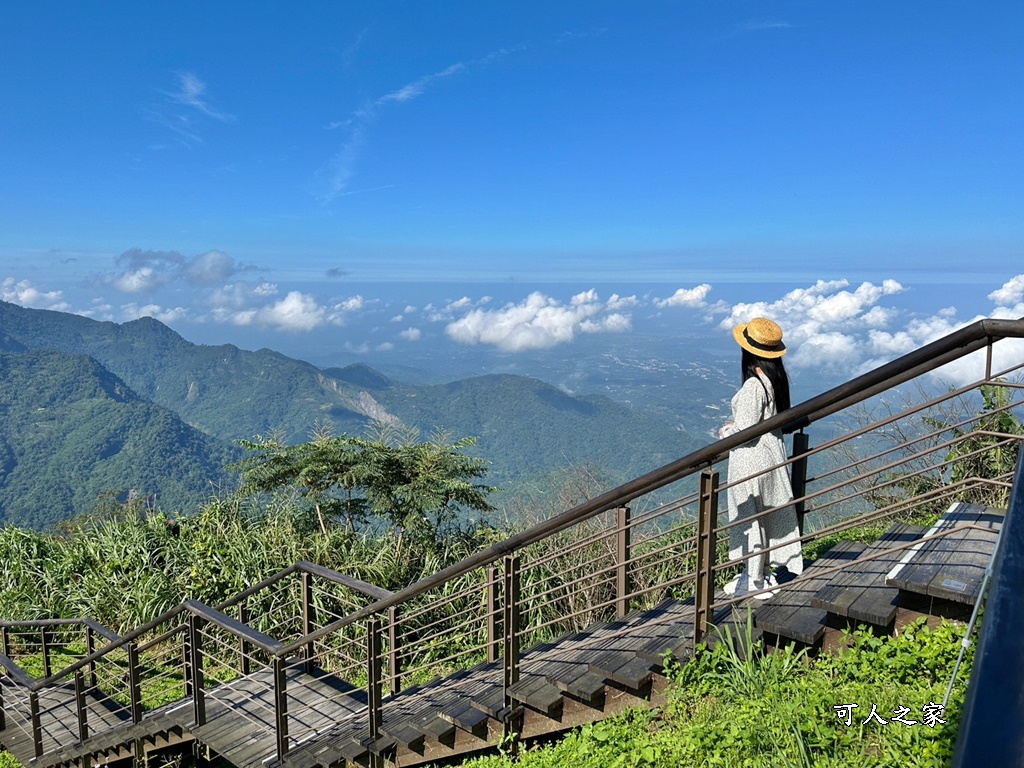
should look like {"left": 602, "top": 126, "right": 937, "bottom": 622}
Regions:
{"left": 279, "top": 317, "right": 1024, "bottom": 653}
{"left": 952, "top": 423, "right": 1024, "bottom": 764}
{"left": 0, "top": 618, "right": 121, "bottom": 644}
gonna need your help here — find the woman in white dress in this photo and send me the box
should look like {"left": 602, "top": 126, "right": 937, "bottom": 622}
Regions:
{"left": 718, "top": 317, "right": 803, "bottom": 599}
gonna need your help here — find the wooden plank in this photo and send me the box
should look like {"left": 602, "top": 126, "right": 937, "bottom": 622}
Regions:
{"left": 551, "top": 670, "right": 606, "bottom": 707}
{"left": 886, "top": 503, "right": 1001, "bottom": 597}
{"left": 924, "top": 523, "right": 1001, "bottom": 603}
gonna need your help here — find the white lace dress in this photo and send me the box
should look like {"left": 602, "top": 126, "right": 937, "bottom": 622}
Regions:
{"left": 720, "top": 374, "right": 803, "bottom": 580}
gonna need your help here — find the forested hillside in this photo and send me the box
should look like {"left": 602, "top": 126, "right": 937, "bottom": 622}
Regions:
{"left": 326, "top": 365, "right": 700, "bottom": 487}
{"left": 0, "top": 350, "right": 236, "bottom": 529}
{"left": 0, "top": 303, "right": 703, "bottom": 527}
{"left": 0, "top": 301, "right": 372, "bottom": 442}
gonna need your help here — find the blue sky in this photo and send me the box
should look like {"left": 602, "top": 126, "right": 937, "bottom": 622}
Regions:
{"left": 1, "top": 2, "right": 1023, "bottom": 379}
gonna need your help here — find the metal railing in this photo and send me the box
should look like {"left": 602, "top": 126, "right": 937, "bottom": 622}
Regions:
{"left": 1, "top": 317, "right": 1022, "bottom": 765}
{"left": 951, "top": 414, "right": 1024, "bottom": 765}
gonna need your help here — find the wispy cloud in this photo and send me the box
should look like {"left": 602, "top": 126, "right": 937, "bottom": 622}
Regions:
{"left": 741, "top": 19, "right": 794, "bottom": 33}
{"left": 168, "top": 72, "right": 233, "bottom": 121}
{"left": 321, "top": 62, "right": 467, "bottom": 202}
{"left": 148, "top": 72, "right": 234, "bottom": 145}
{"left": 374, "top": 63, "right": 465, "bottom": 107}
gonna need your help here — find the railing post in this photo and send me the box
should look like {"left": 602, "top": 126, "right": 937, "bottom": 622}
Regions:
{"left": 791, "top": 431, "right": 810, "bottom": 538}
{"left": 387, "top": 605, "right": 401, "bottom": 695}
{"left": 40, "top": 626, "right": 51, "bottom": 680}
{"left": 502, "top": 555, "right": 522, "bottom": 750}
{"left": 274, "top": 656, "right": 289, "bottom": 761}
{"left": 75, "top": 669, "right": 89, "bottom": 742}
{"left": 30, "top": 690, "right": 42, "bottom": 758}
{"left": 128, "top": 642, "right": 143, "bottom": 724}
{"left": 1, "top": 626, "right": 9, "bottom": 659}
{"left": 367, "top": 616, "right": 383, "bottom": 747}
{"left": 182, "top": 626, "right": 192, "bottom": 697}
{"left": 486, "top": 566, "right": 500, "bottom": 663}
{"left": 694, "top": 469, "right": 719, "bottom": 645}
{"left": 86, "top": 625, "right": 98, "bottom": 689}
{"left": 238, "top": 600, "right": 251, "bottom": 676}
{"left": 0, "top": 669, "right": 5, "bottom": 731}
{"left": 301, "top": 570, "right": 316, "bottom": 674}
{"left": 188, "top": 614, "right": 206, "bottom": 727}
{"left": 616, "top": 505, "right": 632, "bottom": 618}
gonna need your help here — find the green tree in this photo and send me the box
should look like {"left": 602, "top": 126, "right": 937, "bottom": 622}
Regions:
{"left": 232, "top": 424, "right": 495, "bottom": 544}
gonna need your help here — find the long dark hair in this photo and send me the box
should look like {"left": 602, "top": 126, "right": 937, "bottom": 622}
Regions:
{"left": 742, "top": 349, "right": 791, "bottom": 413}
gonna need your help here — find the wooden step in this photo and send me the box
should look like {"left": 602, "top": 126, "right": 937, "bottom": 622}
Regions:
{"left": 468, "top": 683, "right": 510, "bottom": 721}
{"left": 416, "top": 714, "right": 457, "bottom": 747}
{"left": 549, "top": 668, "right": 606, "bottom": 707}
{"left": 380, "top": 722, "right": 426, "bottom": 753}
{"left": 440, "top": 700, "right": 490, "bottom": 739}
{"left": 755, "top": 540, "right": 868, "bottom": 645}
{"left": 508, "top": 676, "right": 563, "bottom": 718}
{"left": 588, "top": 653, "right": 653, "bottom": 690}
{"left": 812, "top": 523, "right": 926, "bottom": 627}
{"left": 335, "top": 737, "right": 369, "bottom": 765}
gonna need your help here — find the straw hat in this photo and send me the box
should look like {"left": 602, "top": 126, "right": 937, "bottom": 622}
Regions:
{"left": 733, "top": 317, "right": 787, "bottom": 358}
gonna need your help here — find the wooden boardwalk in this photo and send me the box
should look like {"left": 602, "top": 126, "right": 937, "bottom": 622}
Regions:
{"left": 0, "top": 502, "right": 1003, "bottom": 768}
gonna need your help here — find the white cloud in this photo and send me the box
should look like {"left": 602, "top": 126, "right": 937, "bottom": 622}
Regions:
{"left": 208, "top": 282, "right": 279, "bottom": 317}
{"left": 655, "top": 284, "right": 712, "bottom": 309}
{"left": 1, "top": 278, "right": 70, "bottom": 311}
{"left": 719, "top": 274, "right": 1024, "bottom": 385}
{"left": 148, "top": 72, "right": 234, "bottom": 146}
{"left": 427, "top": 295, "right": 491, "bottom": 322}
{"left": 399, "top": 327, "right": 422, "bottom": 341}
{"left": 989, "top": 274, "right": 1024, "bottom": 307}
{"left": 376, "top": 342, "right": 395, "bottom": 352}
{"left": 607, "top": 294, "right": 639, "bottom": 310}
{"left": 114, "top": 266, "right": 167, "bottom": 293}
{"left": 184, "top": 250, "right": 242, "bottom": 285}
{"left": 255, "top": 291, "right": 326, "bottom": 331}
{"left": 391, "top": 314, "right": 404, "bottom": 322}
{"left": 716, "top": 279, "right": 907, "bottom": 370}
{"left": 376, "top": 63, "right": 465, "bottom": 106}
{"left": 108, "top": 248, "right": 246, "bottom": 293}
{"left": 445, "top": 290, "right": 631, "bottom": 351}
{"left": 121, "top": 303, "right": 188, "bottom": 324}
{"left": 335, "top": 295, "right": 365, "bottom": 312}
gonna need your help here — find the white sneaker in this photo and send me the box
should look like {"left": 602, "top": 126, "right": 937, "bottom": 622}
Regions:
{"left": 725, "top": 573, "right": 750, "bottom": 597}
{"left": 723, "top": 575, "right": 742, "bottom": 596}
{"left": 751, "top": 575, "right": 779, "bottom": 600}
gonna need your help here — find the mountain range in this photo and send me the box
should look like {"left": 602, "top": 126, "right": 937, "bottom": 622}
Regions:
{"left": 0, "top": 301, "right": 702, "bottom": 529}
